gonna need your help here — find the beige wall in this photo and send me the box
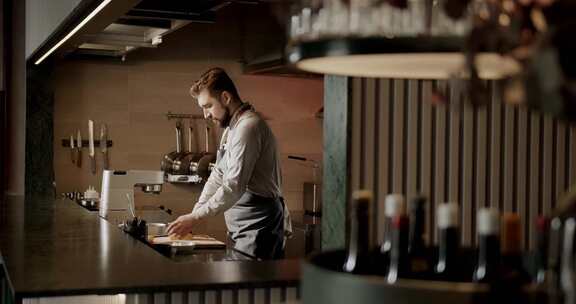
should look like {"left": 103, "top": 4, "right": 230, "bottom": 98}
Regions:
{"left": 52, "top": 15, "right": 323, "bottom": 238}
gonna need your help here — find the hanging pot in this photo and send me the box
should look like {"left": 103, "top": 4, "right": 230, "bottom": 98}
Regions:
{"left": 173, "top": 120, "right": 204, "bottom": 175}
{"left": 195, "top": 122, "right": 216, "bottom": 179}
{"left": 160, "top": 120, "right": 183, "bottom": 174}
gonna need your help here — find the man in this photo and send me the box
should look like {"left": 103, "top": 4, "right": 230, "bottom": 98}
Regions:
{"left": 167, "top": 67, "right": 289, "bottom": 260}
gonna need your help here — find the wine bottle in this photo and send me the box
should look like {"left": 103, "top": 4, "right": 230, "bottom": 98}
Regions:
{"left": 406, "top": 196, "right": 430, "bottom": 279}
{"left": 473, "top": 208, "right": 500, "bottom": 283}
{"left": 343, "top": 190, "right": 373, "bottom": 274}
{"left": 387, "top": 214, "right": 409, "bottom": 283}
{"left": 534, "top": 216, "right": 549, "bottom": 284}
{"left": 435, "top": 202, "right": 461, "bottom": 281}
{"left": 381, "top": 194, "right": 406, "bottom": 253}
{"left": 499, "top": 213, "right": 531, "bottom": 285}
{"left": 546, "top": 217, "right": 563, "bottom": 299}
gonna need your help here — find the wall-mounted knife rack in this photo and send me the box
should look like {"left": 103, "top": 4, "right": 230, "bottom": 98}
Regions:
{"left": 166, "top": 111, "right": 204, "bottom": 120}
{"left": 61, "top": 139, "right": 113, "bottom": 148}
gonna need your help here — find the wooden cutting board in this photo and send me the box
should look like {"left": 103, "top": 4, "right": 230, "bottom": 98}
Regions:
{"left": 150, "top": 234, "right": 225, "bottom": 248}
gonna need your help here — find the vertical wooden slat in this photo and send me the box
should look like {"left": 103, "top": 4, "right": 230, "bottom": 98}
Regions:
{"left": 420, "top": 80, "right": 434, "bottom": 244}
{"left": 570, "top": 127, "right": 576, "bottom": 186}
{"left": 503, "top": 105, "right": 515, "bottom": 213}
{"left": 554, "top": 122, "right": 566, "bottom": 209}
{"left": 364, "top": 78, "right": 376, "bottom": 246}
{"left": 489, "top": 84, "right": 502, "bottom": 211}
{"left": 154, "top": 292, "right": 169, "bottom": 304}
{"left": 433, "top": 86, "right": 447, "bottom": 243}
{"left": 516, "top": 107, "right": 528, "bottom": 249}
{"left": 528, "top": 112, "right": 541, "bottom": 250}
{"left": 351, "top": 78, "right": 362, "bottom": 192}
{"left": 376, "top": 79, "right": 391, "bottom": 245}
{"left": 364, "top": 79, "right": 376, "bottom": 191}
{"left": 221, "top": 290, "right": 234, "bottom": 304}
{"left": 461, "top": 103, "right": 474, "bottom": 246}
{"left": 566, "top": 126, "right": 572, "bottom": 189}
{"left": 253, "top": 288, "right": 266, "bottom": 304}
{"left": 371, "top": 78, "right": 382, "bottom": 246}
{"left": 205, "top": 291, "right": 218, "bottom": 304}
{"left": 406, "top": 80, "right": 419, "bottom": 197}
{"left": 170, "top": 292, "right": 185, "bottom": 304}
{"left": 286, "top": 288, "right": 298, "bottom": 303}
{"left": 270, "top": 288, "right": 282, "bottom": 303}
{"left": 542, "top": 116, "right": 553, "bottom": 215}
{"left": 447, "top": 100, "right": 461, "bottom": 204}
{"left": 475, "top": 99, "right": 488, "bottom": 209}
{"left": 238, "top": 289, "right": 251, "bottom": 304}
{"left": 392, "top": 79, "right": 405, "bottom": 193}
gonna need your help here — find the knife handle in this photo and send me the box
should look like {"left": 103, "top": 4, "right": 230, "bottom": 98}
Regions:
{"left": 103, "top": 152, "right": 109, "bottom": 170}
{"left": 77, "top": 149, "right": 82, "bottom": 168}
{"left": 91, "top": 157, "right": 96, "bottom": 174}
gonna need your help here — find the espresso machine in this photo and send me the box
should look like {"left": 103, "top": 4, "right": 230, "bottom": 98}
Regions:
{"left": 100, "top": 169, "right": 164, "bottom": 220}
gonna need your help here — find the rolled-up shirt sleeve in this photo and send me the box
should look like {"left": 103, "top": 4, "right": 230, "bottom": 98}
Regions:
{"left": 192, "top": 163, "right": 223, "bottom": 215}
{"left": 191, "top": 121, "right": 261, "bottom": 219}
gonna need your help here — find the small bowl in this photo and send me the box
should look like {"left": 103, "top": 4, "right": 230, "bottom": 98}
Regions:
{"left": 147, "top": 223, "right": 168, "bottom": 236}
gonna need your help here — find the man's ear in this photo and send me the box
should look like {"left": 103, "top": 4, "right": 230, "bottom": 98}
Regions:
{"left": 221, "top": 91, "right": 232, "bottom": 105}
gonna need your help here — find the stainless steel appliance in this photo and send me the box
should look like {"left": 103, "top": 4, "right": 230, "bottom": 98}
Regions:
{"left": 100, "top": 169, "right": 164, "bottom": 220}
{"left": 288, "top": 155, "right": 322, "bottom": 216}
{"left": 303, "top": 182, "right": 322, "bottom": 216}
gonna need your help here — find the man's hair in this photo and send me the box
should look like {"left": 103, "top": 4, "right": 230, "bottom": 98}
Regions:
{"left": 190, "top": 67, "right": 240, "bottom": 100}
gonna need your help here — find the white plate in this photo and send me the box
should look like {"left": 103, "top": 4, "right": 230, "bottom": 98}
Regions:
{"left": 169, "top": 240, "right": 196, "bottom": 253}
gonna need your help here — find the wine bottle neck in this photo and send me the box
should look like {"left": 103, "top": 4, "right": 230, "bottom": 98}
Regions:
{"left": 438, "top": 227, "right": 459, "bottom": 264}
{"left": 477, "top": 234, "right": 500, "bottom": 267}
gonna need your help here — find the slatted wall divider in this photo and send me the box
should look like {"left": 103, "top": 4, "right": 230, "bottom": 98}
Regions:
{"left": 19, "top": 287, "right": 300, "bottom": 304}
{"left": 349, "top": 77, "right": 576, "bottom": 250}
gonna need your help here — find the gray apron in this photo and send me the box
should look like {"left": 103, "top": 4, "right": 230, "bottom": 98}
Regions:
{"left": 217, "top": 127, "right": 285, "bottom": 260}
{"left": 225, "top": 193, "right": 285, "bottom": 260}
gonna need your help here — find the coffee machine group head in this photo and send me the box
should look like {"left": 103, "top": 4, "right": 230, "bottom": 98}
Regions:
{"left": 100, "top": 170, "right": 164, "bottom": 219}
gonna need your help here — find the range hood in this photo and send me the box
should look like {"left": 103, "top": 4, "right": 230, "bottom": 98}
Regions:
{"left": 76, "top": 20, "right": 189, "bottom": 58}
{"left": 30, "top": 0, "right": 260, "bottom": 64}
{"left": 74, "top": 0, "right": 237, "bottom": 59}
{"left": 31, "top": 0, "right": 317, "bottom": 78}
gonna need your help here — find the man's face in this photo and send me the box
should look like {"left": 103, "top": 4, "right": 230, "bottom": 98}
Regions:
{"left": 197, "top": 89, "right": 231, "bottom": 128}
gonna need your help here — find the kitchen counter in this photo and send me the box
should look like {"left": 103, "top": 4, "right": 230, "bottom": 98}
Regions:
{"left": 0, "top": 196, "right": 301, "bottom": 302}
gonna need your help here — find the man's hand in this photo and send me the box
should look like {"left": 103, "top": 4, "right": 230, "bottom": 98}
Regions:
{"left": 166, "top": 213, "right": 197, "bottom": 236}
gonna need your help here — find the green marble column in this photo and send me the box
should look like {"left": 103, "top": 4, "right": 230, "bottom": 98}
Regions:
{"left": 322, "top": 75, "right": 350, "bottom": 250}
{"left": 25, "top": 63, "right": 55, "bottom": 198}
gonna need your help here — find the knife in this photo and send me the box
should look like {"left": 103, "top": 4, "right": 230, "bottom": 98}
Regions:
{"left": 100, "top": 124, "right": 109, "bottom": 170}
{"left": 76, "top": 130, "right": 82, "bottom": 168}
{"left": 70, "top": 134, "right": 76, "bottom": 165}
{"left": 88, "top": 120, "right": 96, "bottom": 174}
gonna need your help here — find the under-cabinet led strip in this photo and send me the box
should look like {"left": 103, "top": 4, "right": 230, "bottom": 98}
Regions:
{"left": 34, "top": 0, "right": 113, "bottom": 65}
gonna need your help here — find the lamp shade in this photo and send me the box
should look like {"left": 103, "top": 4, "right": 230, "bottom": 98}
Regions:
{"left": 288, "top": 37, "right": 521, "bottom": 79}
